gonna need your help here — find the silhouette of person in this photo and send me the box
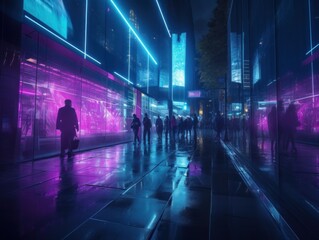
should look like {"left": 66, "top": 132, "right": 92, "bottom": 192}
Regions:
{"left": 143, "top": 113, "right": 152, "bottom": 144}
{"left": 56, "top": 99, "right": 79, "bottom": 158}
{"left": 267, "top": 106, "right": 277, "bottom": 155}
{"left": 155, "top": 115, "right": 163, "bottom": 139}
{"left": 171, "top": 115, "right": 177, "bottom": 140}
{"left": 284, "top": 103, "right": 299, "bottom": 152}
{"left": 193, "top": 113, "right": 199, "bottom": 135}
{"left": 277, "top": 100, "right": 285, "bottom": 151}
{"left": 164, "top": 116, "right": 170, "bottom": 140}
{"left": 131, "top": 114, "right": 141, "bottom": 144}
{"left": 214, "top": 111, "right": 224, "bottom": 140}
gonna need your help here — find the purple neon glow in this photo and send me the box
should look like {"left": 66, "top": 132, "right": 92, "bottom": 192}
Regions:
{"left": 18, "top": 61, "right": 131, "bottom": 139}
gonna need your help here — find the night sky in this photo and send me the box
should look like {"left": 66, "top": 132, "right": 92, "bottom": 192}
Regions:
{"left": 190, "top": 0, "right": 217, "bottom": 46}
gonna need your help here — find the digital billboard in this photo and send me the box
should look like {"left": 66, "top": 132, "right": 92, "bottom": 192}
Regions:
{"left": 172, "top": 33, "right": 186, "bottom": 87}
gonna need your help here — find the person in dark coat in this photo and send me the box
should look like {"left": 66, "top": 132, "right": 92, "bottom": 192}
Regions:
{"left": 284, "top": 103, "right": 299, "bottom": 152}
{"left": 56, "top": 99, "right": 79, "bottom": 158}
{"left": 155, "top": 115, "right": 163, "bottom": 139}
{"left": 131, "top": 114, "right": 141, "bottom": 144}
{"left": 164, "top": 116, "right": 170, "bottom": 140}
{"left": 143, "top": 113, "right": 152, "bottom": 144}
{"left": 267, "top": 106, "right": 277, "bottom": 155}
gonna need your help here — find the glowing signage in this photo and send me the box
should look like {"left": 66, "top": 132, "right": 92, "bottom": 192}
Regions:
{"left": 172, "top": 33, "right": 186, "bottom": 87}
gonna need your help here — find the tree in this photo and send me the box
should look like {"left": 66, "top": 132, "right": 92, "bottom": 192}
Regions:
{"left": 198, "top": 0, "right": 228, "bottom": 89}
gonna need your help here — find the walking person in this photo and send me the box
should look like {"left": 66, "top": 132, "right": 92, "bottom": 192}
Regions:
{"left": 164, "top": 116, "right": 170, "bottom": 140}
{"left": 56, "top": 99, "right": 79, "bottom": 158}
{"left": 193, "top": 113, "right": 199, "bottom": 136}
{"left": 143, "top": 113, "right": 152, "bottom": 144}
{"left": 267, "top": 106, "right": 277, "bottom": 156}
{"left": 155, "top": 115, "right": 163, "bottom": 140}
{"left": 131, "top": 114, "right": 141, "bottom": 144}
{"left": 284, "top": 103, "right": 299, "bottom": 153}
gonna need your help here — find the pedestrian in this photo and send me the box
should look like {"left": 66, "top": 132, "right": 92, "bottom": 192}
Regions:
{"left": 56, "top": 99, "right": 79, "bottom": 158}
{"left": 164, "top": 116, "right": 170, "bottom": 140}
{"left": 156, "top": 115, "right": 163, "bottom": 139}
{"left": 143, "top": 113, "right": 152, "bottom": 144}
{"left": 131, "top": 114, "right": 141, "bottom": 144}
{"left": 267, "top": 106, "right": 277, "bottom": 155}
{"left": 284, "top": 103, "right": 299, "bottom": 153}
{"left": 193, "top": 113, "right": 198, "bottom": 135}
{"left": 213, "top": 111, "right": 224, "bottom": 140}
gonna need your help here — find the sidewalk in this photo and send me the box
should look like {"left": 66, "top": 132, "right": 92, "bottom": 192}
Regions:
{"left": 0, "top": 131, "right": 288, "bottom": 239}
{"left": 224, "top": 134, "right": 319, "bottom": 239}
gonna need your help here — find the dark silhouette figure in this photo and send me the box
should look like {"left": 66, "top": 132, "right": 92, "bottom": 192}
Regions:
{"left": 131, "top": 114, "right": 141, "bottom": 144}
{"left": 164, "top": 116, "right": 170, "bottom": 140}
{"left": 267, "top": 106, "right": 277, "bottom": 156}
{"left": 143, "top": 113, "right": 152, "bottom": 144}
{"left": 186, "top": 117, "right": 193, "bottom": 139}
{"left": 56, "top": 99, "right": 79, "bottom": 158}
{"left": 284, "top": 103, "right": 299, "bottom": 153}
{"left": 213, "top": 111, "right": 224, "bottom": 140}
{"left": 277, "top": 100, "right": 285, "bottom": 151}
{"left": 156, "top": 115, "right": 163, "bottom": 139}
{"left": 171, "top": 115, "right": 177, "bottom": 140}
{"left": 193, "top": 114, "right": 199, "bottom": 136}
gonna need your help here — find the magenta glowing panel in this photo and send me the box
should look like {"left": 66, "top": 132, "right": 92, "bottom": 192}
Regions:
{"left": 19, "top": 61, "right": 129, "bottom": 139}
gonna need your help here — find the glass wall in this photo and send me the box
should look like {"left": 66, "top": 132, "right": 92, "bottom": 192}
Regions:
{"left": 18, "top": 27, "right": 135, "bottom": 161}
{"left": 17, "top": 0, "right": 171, "bottom": 161}
{"left": 228, "top": 0, "right": 319, "bottom": 236}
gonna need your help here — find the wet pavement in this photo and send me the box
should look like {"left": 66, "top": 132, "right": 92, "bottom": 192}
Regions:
{"left": 225, "top": 134, "right": 319, "bottom": 239}
{"left": 0, "top": 131, "right": 289, "bottom": 239}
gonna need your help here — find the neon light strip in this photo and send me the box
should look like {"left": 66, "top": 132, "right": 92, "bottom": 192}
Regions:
{"left": 110, "top": 0, "right": 158, "bottom": 65}
{"left": 294, "top": 93, "right": 319, "bottom": 101}
{"left": 114, "top": 72, "right": 133, "bottom": 84}
{"left": 84, "top": 0, "right": 88, "bottom": 59}
{"left": 25, "top": 15, "right": 101, "bottom": 64}
{"left": 306, "top": 43, "right": 319, "bottom": 55}
{"left": 155, "top": 0, "right": 171, "bottom": 38}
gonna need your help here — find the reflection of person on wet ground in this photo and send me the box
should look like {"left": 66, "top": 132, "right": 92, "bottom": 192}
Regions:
{"left": 131, "top": 114, "right": 141, "bottom": 144}
{"left": 143, "top": 113, "right": 152, "bottom": 144}
{"left": 56, "top": 99, "right": 79, "bottom": 158}
{"left": 56, "top": 160, "right": 77, "bottom": 216}
{"left": 283, "top": 103, "right": 299, "bottom": 153}
{"left": 155, "top": 115, "right": 163, "bottom": 140}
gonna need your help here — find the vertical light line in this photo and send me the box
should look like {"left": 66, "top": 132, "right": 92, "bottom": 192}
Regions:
{"left": 155, "top": 0, "right": 171, "bottom": 38}
{"left": 308, "top": 0, "right": 315, "bottom": 106}
{"left": 147, "top": 55, "right": 150, "bottom": 94}
{"left": 84, "top": 0, "right": 88, "bottom": 59}
{"left": 128, "top": 29, "right": 131, "bottom": 82}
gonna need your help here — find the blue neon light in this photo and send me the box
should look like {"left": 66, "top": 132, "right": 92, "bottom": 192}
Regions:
{"left": 110, "top": 0, "right": 158, "bottom": 65}
{"left": 84, "top": 0, "right": 88, "bottom": 59}
{"left": 155, "top": 0, "right": 171, "bottom": 38}
{"left": 114, "top": 72, "right": 133, "bottom": 84}
{"left": 172, "top": 33, "right": 186, "bottom": 87}
{"left": 24, "top": 15, "right": 101, "bottom": 65}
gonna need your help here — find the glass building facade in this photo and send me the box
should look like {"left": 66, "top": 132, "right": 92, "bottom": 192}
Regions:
{"left": 228, "top": 0, "right": 319, "bottom": 235}
{"left": 1, "top": 0, "right": 172, "bottom": 162}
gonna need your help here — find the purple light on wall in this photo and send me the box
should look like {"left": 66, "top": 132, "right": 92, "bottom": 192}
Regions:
{"left": 19, "top": 61, "right": 128, "bottom": 140}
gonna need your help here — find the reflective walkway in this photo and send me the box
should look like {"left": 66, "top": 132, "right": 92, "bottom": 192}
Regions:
{"left": 0, "top": 131, "right": 287, "bottom": 239}
{"left": 226, "top": 133, "right": 319, "bottom": 239}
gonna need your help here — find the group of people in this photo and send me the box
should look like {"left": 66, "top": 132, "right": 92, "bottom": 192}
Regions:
{"left": 267, "top": 102, "right": 299, "bottom": 155}
{"left": 130, "top": 113, "right": 199, "bottom": 144}
{"left": 55, "top": 99, "right": 200, "bottom": 158}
